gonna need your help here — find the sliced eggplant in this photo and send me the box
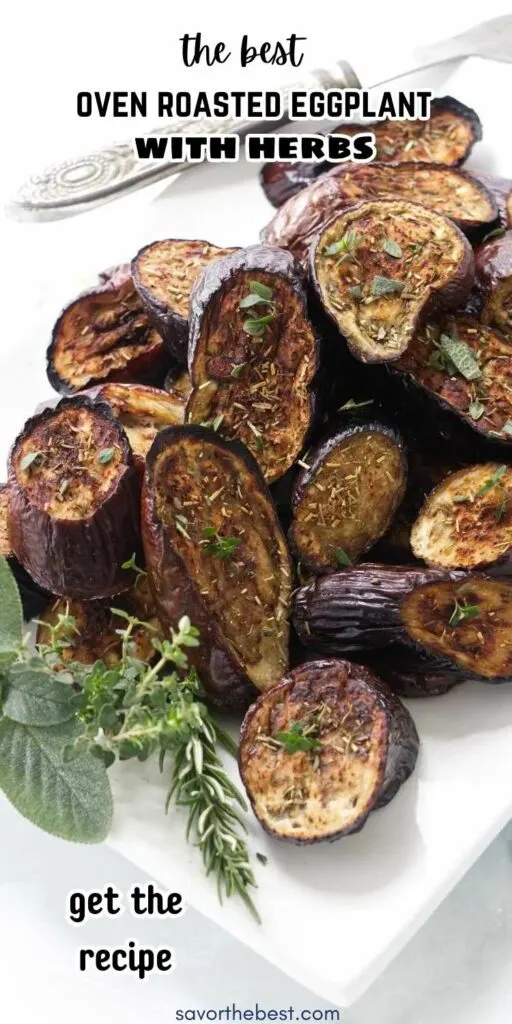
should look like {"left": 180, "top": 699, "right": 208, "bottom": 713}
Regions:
{"left": 263, "top": 163, "right": 497, "bottom": 263}
{"left": 141, "top": 425, "right": 292, "bottom": 707}
{"left": 401, "top": 575, "right": 512, "bottom": 680}
{"left": 312, "top": 200, "right": 474, "bottom": 363}
{"left": 132, "top": 239, "right": 238, "bottom": 362}
{"left": 164, "top": 368, "right": 192, "bottom": 402}
{"left": 475, "top": 173, "right": 512, "bottom": 231}
{"left": 36, "top": 574, "right": 163, "bottom": 667}
{"left": 394, "top": 314, "right": 512, "bottom": 446}
{"left": 410, "top": 463, "right": 512, "bottom": 570}
{"left": 0, "top": 484, "right": 50, "bottom": 621}
{"left": 289, "top": 417, "right": 407, "bottom": 571}
{"left": 260, "top": 96, "right": 482, "bottom": 208}
{"left": 92, "top": 383, "right": 185, "bottom": 472}
{"left": 239, "top": 658, "right": 419, "bottom": 844}
{"left": 362, "top": 645, "right": 465, "bottom": 698}
{"left": 48, "top": 269, "right": 169, "bottom": 395}
{"left": 476, "top": 230, "right": 512, "bottom": 339}
{"left": 186, "top": 245, "right": 318, "bottom": 483}
{"left": 293, "top": 562, "right": 465, "bottom": 654}
{"left": 8, "top": 396, "right": 141, "bottom": 599}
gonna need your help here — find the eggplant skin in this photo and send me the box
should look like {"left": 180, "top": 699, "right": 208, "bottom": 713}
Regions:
{"left": 8, "top": 397, "right": 142, "bottom": 600}
{"left": 289, "top": 417, "right": 407, "bottom": 571}
{"left": 239, "top": 658, "right": 419, "bottom": 844}
{"left": 141, "top": 425, "right": 292, "bottom": 709}
{"left": 263, "top": 163, "right": 497, "bottom": 264}
{"left": 0, "top": 484, "right": 51, "bottom": 620}
{"left": 361, "top": 646, "right": 465, "bottom": 698}
{"left": 475, "top": 173, "right": 512, "bottom": 231}
{"left": 186, "top": 244, "right": 319, "bottom": 483}
{"left": 292, "top": 562, "right": 466, "bottom": 655}
{"left": 311, "top": 199, "right": 475, "bottom": 364}
{"left": 475, "top": 231, "right": 512, "bottom": 338}
{"left": 132, "top": 239, "right": 238, "bottom": 364}
{"left": 89, "top": 382, "right": 186, "bottom": 474}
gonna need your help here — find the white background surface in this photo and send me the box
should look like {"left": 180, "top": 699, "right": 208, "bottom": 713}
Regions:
{"left": 2, "top": 1, "right": 512, "bottom": 1020}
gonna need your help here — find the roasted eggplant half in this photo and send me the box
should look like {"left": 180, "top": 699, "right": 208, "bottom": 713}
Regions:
{"left": 164, "top": 368, "right": 192, "bottom": 401}
{"left": 476, "top": 231, "right": 512, "bottom": 339}
{"left": 410, "top": 463, "right": 512, "bottom": 570}
{"left": 186, "top": 245, "right": 318, "bottom": 483}
{"left": 362, "top": 645, "right": 465, "bottom": 698}
{"left": 289, "top": 417, "right": 407, "bottom": 571}
{"left": 0, "top": 484, "right": 50, "bottom": 621}
{"left": 401, "top": 575, "right": 512, "bottom": 680}
{"left": 475, "top": 173, "right": 512, "bottom": 231}
{"left": 312, "top": 200, "right": 474, "bottom": 363}
{"left": 132, "top": 239, "right": 238, "bottom": 363}
{"left": 260, "top": 96, "right": 482, "bottom": 208}
{"left": 141, "top": 425, "right": 292, "bottom": 707}
{"left": 292, "top": 562, "right": 465, "bottom": 654}
{"left": 8, "top": 396, "right": 141, "bottom": 599}
{"left": 91, "top": 383, "right": 185, "bottom": 472}
{"left": 36, "top": 574, "right": 163, "bottom": 667}
{"left": 239, "top": 658, "right": 419, "bottom": 844}
{"left": 263, "top": 163, "right": 497, "bottom": 263}
{"left": 393, "top": 314, "right": 512, "bottom": 446}
{"left": 47, "top": 269, "right": 169, "bottom": 394}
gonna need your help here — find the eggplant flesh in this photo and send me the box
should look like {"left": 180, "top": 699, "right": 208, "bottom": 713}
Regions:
{"left": 312, "top": 200, "right": 474, "bottom": 364}
{"left": 92, "top": 383, "right": 185, "bottom": 470}
{"left": 401, "top": 576, "right": 512, "bottom": 680}
{"left": 290, "top": 419, "right": 407, "bottom": 571}
{"left": 394, "top": 315, "right": 512, "bottom": 446}
{"left": 239, "top": 657, "right": 419, "bottom": 844}
{"left": 476, "top": 231, "right": 512, "bottom": 340}
{"left": 0, "top": 484, "right": 50, "bottom": 621}
{"left": 141, "top": 425, "right": 292, "bottom": 707}
{"left": 8, "top": 397, "right": 141, "bottom": 599}
{"left": 263, "top": 163, "right": 497, "bottom": 264}
{"left": 411, "top": 463, "right": 512, "bottom": 570}
{"left": 132, "top": 238, "right": 238, "bottom": 363}
{"left": 186, "top": 244, "right": 318, "bottom": 483}
{"left": 47, "top": 272, "right": 169, "bottom": 395}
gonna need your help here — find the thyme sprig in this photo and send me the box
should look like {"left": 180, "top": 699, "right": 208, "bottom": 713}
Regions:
{"left": 239, "top": 280, "right": 276, "bottom": 337}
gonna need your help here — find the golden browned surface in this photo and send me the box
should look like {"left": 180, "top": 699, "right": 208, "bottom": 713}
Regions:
{"left": 152, "top": 434, "right": 291, "bottom": 689}
{"left": 240, "top": 662, "right": 386, "bottom": 841}
{"left": 166, "top": 371, "right": 192, "bottom": 401}
{"left": 483, "top": 278, "right": 512, "bottom": 338}
{"left": 98, "top": 383, "right": 185, "bottom": 458}
{"left": 135, "top": 240, "right": 237, "bottom": 319}
{"left": 397, "top": 316, "right": 512, "bottom": 441}
{"left": 36, "top": 575, "right": 163, "bottom": 666}
{"left": 338, "top": 107, "right": 474, "bottom": 164}
{"left": 52, "top": 278, "right": 163, "bottom": 391}
{"left": 14, "top": 406, "right": 125, "bottom": 520}
{"left": 187, "top": 272, "right": 316, "bottom": 482}
{"left": 401, "top": 577, "right": 512, "bottom": 678}
{"left": 0, "top": 485, "right": 11, "bottom": 556}
{"left": 291, "top": 431, "right": 406, "bottom": 567}
{"left": 411, "top": 463, "right": 512, "bottom": 568}
{"left": 315, "top": 201, "right": 467, "bottom": 362}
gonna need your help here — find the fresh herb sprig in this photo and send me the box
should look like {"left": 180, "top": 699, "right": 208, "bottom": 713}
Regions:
{"left": 239, "top": 280, "right": 276, "bottom": 337}
{"left": 449, "top": 598, "right": 480, "bottom": 627}
{"left": 202, "top": 526, "right": 241, "bottom": 561}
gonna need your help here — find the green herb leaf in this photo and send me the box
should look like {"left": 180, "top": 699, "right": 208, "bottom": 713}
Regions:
{"left": 333, "top": 547, "right": 352, "bottom": 567}
{"left": 438, "top": 334, "right": 481, "bottom": 381}
{"left": 3, "top": 663, "right": 76, "bottom": 726}
{"left": 243, "top": 319, "right": 266, "bottom": 337}
{"left": 97, "top": 448, "right": 115, "bottom": 465}
{"left": 449, "top": 599, "right": 480, "bottom": 628}
{"left": 256, "top": 852, "right": 268, "bottom": 866}
{"left": 476, "top": 464, "right": 507, "bottom": 497}
{"left": 383, "top": 237, "right": 402, "bottom": 258}
{"left": 0, "top": 556, "right": 23, "bottom": 665}
{"left": 204, "top": 532, "right": 241, "bottom": 560}
{"left": 339, "top": 398, "right": 374, "bottom": 410}
{"left": 274, "top": 720, "right": 321, "bottom": 753}
{"left": 0, "top": 717, "right": 113, "bottom": 842}
{"left": 213, "top": 414, "right": 224, "bottom": 431}
{"left": 249, "top": 280, "right": 273, "bottom": 301}
{"left": 468, "top": 400, "right": 485, "bottom": 421}
{"left": 20, "top": 451, "right": 43, "bottom": 472}
{"left": 349, "top": 285, "right": 362, "bottom": 300}
{"left": 231, "top": 362, "right": 247, "bottom": 378}
{"left": 370, "top": 276, "right": 405, "bottom": 297}
{"left": 324, "top": 231, "right": 359, "bottom": 258}
{"left": 495, "top": 498, "right": 509, "bottom": 522}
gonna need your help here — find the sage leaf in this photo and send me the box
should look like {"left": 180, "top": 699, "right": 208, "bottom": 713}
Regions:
{"left": 370, "top": 276, "right": 405, "bottom": 297}
{"left": 0, "top": 556, "right": 23, "bottom": 665}
{"left": 0, "top": 717, "right": 113, "bottom": 842}
{"left": 3, "top": 663, "right": 76, "bottom": 726}
{"left": 249, "top": 280, "right": 273, "bottom": 300}
{"left": 468, "top": 400, "right": 485, "bottom": 421}
{"left": 383, "top": 238, "right": 402, "bottom": 258}
{"left": 439, "top": 335, "right": 481, "bottom": 381}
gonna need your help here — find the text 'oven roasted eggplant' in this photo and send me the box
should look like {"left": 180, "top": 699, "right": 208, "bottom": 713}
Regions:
{"left": 0, "top": 483, "right": 50, "bottom": 621}
{"left": 289, "top": 416, "right": 407, "bottom": 571}
{"left": 311, "top": 200, "right": 474, "bottom": 363}
{"left": 47, "top": 267, "right": 169, "bottom": 394}
{"left": 239, "top": 658, "right": 419, "bottom": 843}
{"left": 8, "top": 396, "right": 141, "bottom": 599}
{"left": 132, "top": 239, "right": 238, "bottom": 363}
{"left": 141, "top": 425, "right": 292, "bottom": 708}
{"left": 91, "top": 382, "right": 186, "bottom": 472}
{"left": 411, "top": 463, "right": 512, "bottom": 570}
{"left": 186, "top": 244, "right": 318, "bottom": 483}
{"left": 263, "top": 163, "right": 497, "bottom": 263}
{"left": 476, "top": 230, "right": 512, "bottom": 341}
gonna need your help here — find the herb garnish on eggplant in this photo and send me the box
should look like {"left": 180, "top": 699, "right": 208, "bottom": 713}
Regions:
{"left": 47, "top": 268, "right": 169, "bottom": 394}
{"left": 186, "top": 245, "right": 318, "bottom": 483}
{"left": 312, "top": 200, "right": 474, "bottom": 363}
{"left": 141, "top": 425, "right": 292, "bottom": 707}
{"left": 239, "top": 658, "right": 419, "bottom": 843}
{"left": 132, "top": 239, "right": 238, "bottom": 363}
{"left": 8, "top": 396, "right": 141, "bottom": 599}
{"left": 289, "top": 416, "right": 407, "bottom": 571}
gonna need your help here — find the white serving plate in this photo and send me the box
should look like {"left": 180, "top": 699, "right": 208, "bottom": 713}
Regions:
{"left": 2, "top": 56, "right": 511, "bottom": 1009}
